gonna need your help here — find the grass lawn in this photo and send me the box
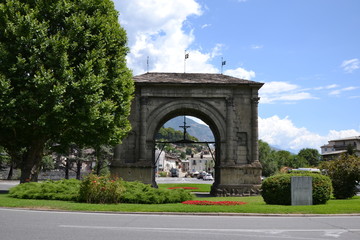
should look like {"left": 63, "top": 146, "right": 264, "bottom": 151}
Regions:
{"left": 158, "top": 183, "right": 211, "bottom": 192}
{"left": 1, "top": 183, "right": 360, "bottom": 214}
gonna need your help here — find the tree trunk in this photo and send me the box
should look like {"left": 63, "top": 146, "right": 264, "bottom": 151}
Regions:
{"left": 7, "top": 150, "right": 21, "bottom": 180}
{"left": 76, "top": 160, "right": 82, "bottom": 180}
{"left": 7, "top": 163, "right": 13, "bottom": 180}
{"left": 96, "top": 160, "right": 102, "bottom": 175}
{"left": 95, "top": 147, "right": 102, "bottom": 175}
{"left": 19, "top": 141, "right": 44, "bottom": 183}
{"left": 65, "top": 159, "right": 70, "bottom": 179}
{"left": 30, "top": 162, "right": 40, "bottom": 182}
{"left": 20, "top": 165, "right": 32, "bottom": 183}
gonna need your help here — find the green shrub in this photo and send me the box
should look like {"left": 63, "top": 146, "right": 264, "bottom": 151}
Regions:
{"left": 261, "top": 173, "right": 332, "bottom": 205}
{"left": 320, "top": 154, "right": 360, "bottom": 199}
{"left": 10, "top": 175, "right": 193, "bottom": 204}
{"left": 121, "top": 181, "right": 193, "bottom": 204}
{"left": 158, "top": 171, "right": 168, "bottom": 177}
{"left": 78, "top": 174, "right": 125, "bottom": 204}
{"left": 9, "top": 179, "right": 80, "bottom": 201}
{"left": 78, "top": 175, "right": 193, "bottom": 204}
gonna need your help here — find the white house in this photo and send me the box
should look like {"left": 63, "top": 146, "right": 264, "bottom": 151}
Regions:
{"left": 155, "top": 150, "right": 182, "bottom": 173}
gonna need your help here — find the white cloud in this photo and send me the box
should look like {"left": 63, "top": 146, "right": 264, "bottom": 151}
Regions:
{"left": 259, "top": 81, "right": 317, "bottom": 104}
{"left": 276, "top": 92, "right": 315, "bottom": 101}
{"left": 259, "top": 115, "right": 320, "bottom": 151}
{"left": 201, "top": 24, "right": 211, "bottom": 29}
{"left": 251, "top": 44, "right": 264, "bottom": 49}
{"left": 341, "top": 58, "right": 360, "bottom": 73}
{"left": 115, "top": 0, "right": 204, "bottom": 74}
{"left": 114, "top": 0, "right": 255, "bottom": 76}
{"left": 329, "top": 86, "right": 358, "bottom": 96}
{"left": 314, "top": 84, "right": 339, "bottom": 90}
{"left": 183, "top": 49, "right": 219, "bottom": 73}
{"left": 260, "top": 82, "right": 298, "bottom": 94}
{"left": 209, "top": 43, "right": 223, "bottom": 58}
{"left": 259, "top": 115, "right": 360, "bottom": 152}
{"left": 114, "top": 0, "right": 231, "bottom": 75}
{"left": 326, "top": 129, "right": 360, "bottom": 141}
{"left": 325, "top": 84, "right": 339, "bottom": 89}
{"left": 224, "top": 67, "right": 256, "bottom": 80}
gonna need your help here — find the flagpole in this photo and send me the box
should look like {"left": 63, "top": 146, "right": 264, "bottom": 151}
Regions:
{"left": 184, "top": 50, "right": 189, "bottom": 73}
{"left": 221, "top": 57, "right": 223, "bottom": 74}
{"left": 184, "top": 50, "right": 186, "bottom": 73}
{"left": 147, "top": 56, "right": 149, "bottom": 73}
{"left": 221, "top": 57, "right": 226, "bottom": 74}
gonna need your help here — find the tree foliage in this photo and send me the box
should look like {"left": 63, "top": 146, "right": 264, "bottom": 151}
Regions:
{"left": 0, "top": 0, "right": 133, "bottom": 182}
{"left": 320, "top": 154, "right": 360, "bottom": 199}
{"left": 92, "top": 145, "right": 113, "bottom": 176}
{"left": 0, "top": 146, "right": 10, "bottom": 171}
{"left": 259, "top": 140, "right": 321, "bottom": 177}
{"left": 156, "top": 127, "right": 199, "bottom": 143}
{"left": 298, "top": 148, "right": 321, "bottom": 166}
{"left": 258, "top": 140, "right": 278, "bottom": 177}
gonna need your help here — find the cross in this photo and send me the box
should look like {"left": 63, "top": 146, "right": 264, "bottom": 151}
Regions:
{"left": 179, "top": 116, "right": 191, "bottom": 141}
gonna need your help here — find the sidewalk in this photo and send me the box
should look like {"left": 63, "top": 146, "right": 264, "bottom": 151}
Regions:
{"left": 0, "top": 180, "right": 19, "bottom": 192}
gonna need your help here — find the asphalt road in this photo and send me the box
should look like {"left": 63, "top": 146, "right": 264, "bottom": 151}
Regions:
{"left": 0, "top": 180, "right": 18, "bottom": 192}
{"left": 1, "top": 179, "right": 360, "bottom": 239}
{"left": 0, "top": 208, "right": 360, "bottom": 240}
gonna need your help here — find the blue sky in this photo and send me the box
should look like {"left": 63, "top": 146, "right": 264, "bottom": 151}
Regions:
{"left": 113, "top": 0, "right": 360, "bottom": 152}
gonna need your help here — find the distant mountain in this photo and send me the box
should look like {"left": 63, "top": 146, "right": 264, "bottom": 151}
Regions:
{"left": 164, "top": 116, "right": 214, "bottom": 142}
{"left": 268, "top": 144, "right": 297, "bottom": 154}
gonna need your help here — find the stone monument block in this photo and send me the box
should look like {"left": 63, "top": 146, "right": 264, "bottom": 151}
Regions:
{"left": 291, "top": 176, "right": 313, "bottom": 206}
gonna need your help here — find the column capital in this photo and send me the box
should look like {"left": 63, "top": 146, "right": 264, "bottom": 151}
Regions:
{"left": 251, "top": 97, "right": 260, "bottom": 104}
{"left": 226, "top": 97, "right": 234, "bottom": 107}
{"left": 140, "top": 96, "right": 148, "bottom": 105}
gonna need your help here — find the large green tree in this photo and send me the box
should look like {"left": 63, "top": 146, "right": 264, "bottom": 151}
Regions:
{"left": 258, "top": 140, "right": 315, "bottom": 176}
{"left": 0, "top": 0, "right": 133, "bottom": 183}
{"left": 298, "top": 148, "right": 321, "bottom": 166}
{"left": 258, "top": 140, "right": 278, "bottom": 177}
{"left": 320, "top": 154, "right": 360, "bottom": 199}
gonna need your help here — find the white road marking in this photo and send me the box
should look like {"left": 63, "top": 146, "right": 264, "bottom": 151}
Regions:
{"left": 59, "top": 224, "right": 360, "bottom": 238}
{"left": 1, "top": 208, "right": 360, "bottom": 219}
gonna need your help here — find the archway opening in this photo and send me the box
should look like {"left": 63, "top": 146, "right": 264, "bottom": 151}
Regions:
{"left": 153, "top": 115, "right": 218, "bottom": 185}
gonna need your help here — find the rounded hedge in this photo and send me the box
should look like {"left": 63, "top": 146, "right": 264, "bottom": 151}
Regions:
{"left": 9, "top": 179, "right": 79, "bottom": 201}
{"left": 78, "top": 175, "right": 193, "bottom": 204}
{"left": 261, "top": 173, "right": 332, "bottom": 205}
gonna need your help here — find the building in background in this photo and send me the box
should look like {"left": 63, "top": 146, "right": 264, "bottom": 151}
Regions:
{"left": 321, "top": 136, "right": 360, "bottom": 160}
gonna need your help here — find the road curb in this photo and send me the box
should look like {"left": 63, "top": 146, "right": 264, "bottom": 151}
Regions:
{"left": 1, "top": 207, "right": 360, "bottom": 217}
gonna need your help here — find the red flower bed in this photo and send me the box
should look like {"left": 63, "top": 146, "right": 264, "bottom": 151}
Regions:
{"left": 182, "top": 200, "right": 247, "bottom": 206}
{"left": 168, "top": 187, "right": 199, "bottom": 190}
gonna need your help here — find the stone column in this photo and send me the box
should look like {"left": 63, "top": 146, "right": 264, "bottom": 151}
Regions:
{"left": 251, "top": 97, "right": 260, "bottom": 163}
{"left": 139, "top": 96, "right": 148, "bottom": 162}
{"left": 226, "top": 97, "right": 234, "bottom": 165}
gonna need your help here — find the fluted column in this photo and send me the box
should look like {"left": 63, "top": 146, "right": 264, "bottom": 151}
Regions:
{"left": 226, "top": 97, "right": 234, "bottom": 165}
{"left": 251, "top": 97, "right": 260, "bottom": 163}
{"left": 139, "top": 96, "right": 148, "bottom": 161}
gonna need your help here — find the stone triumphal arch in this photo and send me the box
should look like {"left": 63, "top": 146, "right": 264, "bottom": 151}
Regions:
{"left": 111, "top": 72, "right": 264, "bottom": 196}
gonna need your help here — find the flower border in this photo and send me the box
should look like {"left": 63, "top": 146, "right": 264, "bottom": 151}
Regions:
{"left": 182, "top": 200, "right": 247, "bottom": 206}
{"left": 168, "top": 187, "right": 199, "bottom": 190}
